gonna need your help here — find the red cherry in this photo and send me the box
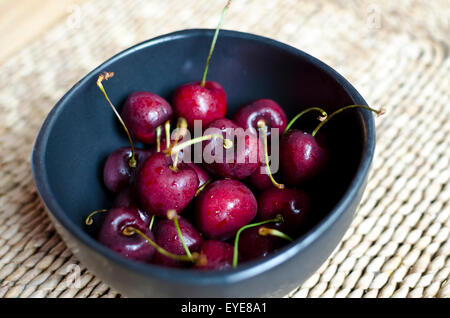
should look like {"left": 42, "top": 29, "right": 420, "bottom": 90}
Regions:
{"left": 195, "top": 179, "right": 257, "bottom": 240}
{"left": 238, "top": 224, "right": 286, "bottom": 261}
{"left": 152, "top": 217, "right": 203, "bottom": 268}
{"left": 233, "top": 99, "right": 287, "bottom": 137}
{"left": 112, "top": 187, "right": 136, "bottom": 209}
{"left": 172, "top": 81, "right": 227, "bottom": 128}
{"left": 103, "top": 147, "right": 153, "bottom": 193}
{"left": 202, "top": 118, "right": 262, "bottom": 179}
{"left": 248, "top": 166, "right": 274, "bottom": 192}
{"left": 136, "top": 152, "right": 199, "bottom": 216}
{"left": 185, "top": 163, "right": 210, "bottom": 189}
{"left": 194, "top": 240, "right": 234, "bottom": 271}
{"left": 280, "top": 105, "right": 385, "bottom": 186}
{"left": 257, "top": 188, "right": 311, "bottom": 235}
{"left": 172, "top": 1, "right": 231, "bottom": 128}
{"left": 280, "top": 130, "right": 329, "bottom": 186}
{"left": 97, "top": 207, "right": 155, "bottom": 262}
{"left": 122, "top": 92, "right": 173, "bottom": 144}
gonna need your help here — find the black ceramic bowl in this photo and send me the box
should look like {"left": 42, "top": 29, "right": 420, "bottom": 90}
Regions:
{"left": 31, "top": 29, "right": 375, "bottom": 297}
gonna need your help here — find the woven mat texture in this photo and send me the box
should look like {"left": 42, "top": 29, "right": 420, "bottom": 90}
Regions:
{"left": 0, "top": 0, "right": 449, "bottom": 298}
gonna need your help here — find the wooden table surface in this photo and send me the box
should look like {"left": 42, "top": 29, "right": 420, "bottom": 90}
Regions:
{"left": 0, "top": 0, "right": 85, "bottom": 63}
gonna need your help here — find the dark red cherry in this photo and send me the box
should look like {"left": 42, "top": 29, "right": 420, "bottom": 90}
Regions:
{"left": 238, "top": 224, "right": 286, "bottom": 261}
{"left": 103, "top": 147, "right": 153, "bottom": 193}
{"left": 194, "top": 240, "right": 234, "bottom": 271}
{"left": 279, "top": 105, "right": 385, "bottom": 186}
{"left": 171, "top": 1, "right": 231, "bottom": 129}
{"left": 136, "top": 152, "right": 199, "bottom": 216}
{"left": 172, "top": 81, "right": 227, "bottom": 128}
{"left": 279, "top": 130, "right": 329, "bottom": 186}
{"left": 247, "top": 144, "right": 276, "bottom": 192}
{"left": 233, "top": 99, "right": 287, "bottom": 137}
{"left": 185, "top": 163, "right": 210, "bottom": 189}
{"left": 112, "top": 187, "right": 136, "bottom": 208}
{"left": 248, "top": 165, "right": 273, "bottom": 192}
{"left": 159, "top": 134, "right": 210, "bottom": 188}
{"left": 195, "top": 179, "right": 257, "bottom": 240}
{"left": 152, "top": 217, "right": 203, "bottom": 268}
{"left": 122, "top": 92, "right": 173, "bottom": 144}
{"left": 202, "top": 118, "right": 262, "bottom": 179}
{"left": 257, "top": 188, "right": 311, "bottom": 235}
{"left": 97, "top": 207, "right": 154, "bottom": 262}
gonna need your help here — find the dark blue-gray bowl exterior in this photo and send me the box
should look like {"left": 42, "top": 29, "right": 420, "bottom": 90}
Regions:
{"left": 31, "top": 29, "right": 375, "bottom": 297}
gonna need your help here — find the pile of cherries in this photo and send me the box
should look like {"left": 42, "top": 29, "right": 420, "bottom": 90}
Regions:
{"left": 85, "top": 1, "right": 383, "bottom": 271}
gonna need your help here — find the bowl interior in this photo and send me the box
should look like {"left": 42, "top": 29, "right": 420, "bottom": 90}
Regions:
{"left": 36, "top": 29, "right": 370, "bottom": 271}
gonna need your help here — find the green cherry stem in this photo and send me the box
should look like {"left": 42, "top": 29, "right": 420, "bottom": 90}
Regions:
{"left": 97, "top": 72, "right": 137, "bottom": 168}
{"left": 195, "top": 179, "right": 212, "bottom": 197}
{"left": 233, "top": 215, "right": 284, "bottom": 268}
{"left": 167, "top": 210, "right": 193, "bottom": 260}
{"left": 149, "top": 215, "right": 155, "bottom": 231}
{"left": 258, "top": 227, "right": 293, "bottom": 242}
{"left": 156, "top": 125, "right": 162, "bottom": 152}
{"left": 164, "top": 120, "right": 171, "bottom": 149}
{"left": 283, "top": 107, "right": 328, "bottom": 135}
{"left": 257, "top": 120, "right": 284, "bottom": 189}
{"left": 170, "top": 117, "right": 188, "bottom": 171}
{"left": 200, "top": 0, "right": 232, "bottom": 87}
{"left": 312, "top": 104, "right": 385, "bottom": 137}
{"left": 122, "top": 226, "right": 198, "bottom": 263}
{"left": 85, "top": 209, "right": 108, "bottom": 226}
{"left": 169, "top": 134, "right": 233, "bottom": 171}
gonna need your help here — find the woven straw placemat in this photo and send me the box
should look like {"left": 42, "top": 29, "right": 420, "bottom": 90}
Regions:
{"left": 0, "top": 0, "right": 448, "bottom": 298}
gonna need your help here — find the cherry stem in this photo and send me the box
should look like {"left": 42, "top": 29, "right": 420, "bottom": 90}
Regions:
{"left": 149, "top": 215, "right": 155, "bottom": 231}
{"left": 122, "top": 226, "right": 198, "bottom": 263}
{"left": 169, "top": 134, "right": 233, "bottom": 171}
{"left": 171, "top": 118, "right": 188, "bottom": 172}
{"left": 97, "top": 72, "right": 136, "bottom": 168}
{"left": 258, "top": 227, "right": 293, "bottom": 242}
{"left": 283, "top": 107, "right": 328, "bottom": 135}
{"left": 233, "top": 215, "right": 284, "bottom": 268}
{"left": 200, "top": 0, "right": 232, "bottom": 87}
{"left": 167, "top": 210, "right": 193, "bottom": 260}
{"left": 257, "top": 120, "right": 284, "bottom": 189}
{"left": 164, "top": 120, "right": 171, "bottom": 149}
{"left": 195, "top": 179, "right": 212, "bottom": 197}
{"left": 156, "top": 125, "right": 162, "bottom": 152}
{"left": 85, "top": 209, "right": 108, "bottom": 226}
{"left": 173, "top": 117, "right": 188, "bottom": 143}
{"left": 312, "top": 105, "right": 385, "bottom": 137}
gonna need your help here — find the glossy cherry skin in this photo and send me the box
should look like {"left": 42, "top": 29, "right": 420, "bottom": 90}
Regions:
{"left": 247, "top": 143, "right": 278, "bottom": 192}
{"left": 233, "top": 99, "right": 287, "bottom": 137}
{"left": 257, "top": 188, "right": 311, "bottom": 235}
{"left": 194, "top": 240, "right": 234, "bottom": 271}
{"left": 172, "top": 81, "right": 227, "bottom": 128}
{"left": 186, "top": 163, "right": 210, "bottom": 188}
{"left": 152, "top": 217, "right": 203, "bottom": 268}
{"left": 122, "top": 92, "right": 173, "bottom": 144}
{"left": 97, "top": 207, "right": 154, "bottom": 262}
{"left": 202, "top": 118, "right": 262, "bottom": 179}
{"left": 238, "top": 224, "right": 286, "bottom": 261}
{"left": 103, "top": 147, "right": 153, "bottom": 193}
{"left": 248, "top": 165, "right": 273, "bottom": 192}
{"left": 280, "top": 130, "right": 329, "bottom": 186}
{"left": 160, "top": 140, "right": 209, "bottom": 191}
{"left": 136, "top": 152, "right": 199, "bottom": 216}
{"left": 195, "top": 179, "right": 257, "bottom": 240}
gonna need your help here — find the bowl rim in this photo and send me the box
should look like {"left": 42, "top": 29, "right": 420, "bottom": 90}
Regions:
{"left": 31, "top": 28, "right": 375, "bottom": 286}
